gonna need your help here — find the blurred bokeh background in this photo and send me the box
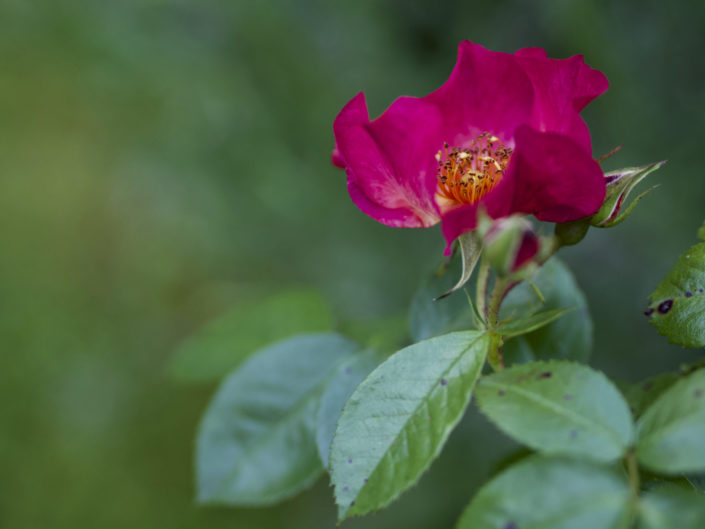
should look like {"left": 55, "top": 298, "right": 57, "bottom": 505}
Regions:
{"left": 1, "top": 1, "right": 704, "bottom": 527}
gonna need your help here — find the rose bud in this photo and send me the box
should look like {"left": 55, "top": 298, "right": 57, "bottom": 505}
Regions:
{"left": 590, "top": 161, "right": 665, "bottom": 228}
{"left": 481, "top": 216, "right": 540, "bottom": 276}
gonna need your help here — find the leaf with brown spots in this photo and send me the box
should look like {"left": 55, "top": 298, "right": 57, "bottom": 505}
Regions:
{"left": 476, "top": 361, "right": 634, "bottom": 462}
{"left": 647, "top": 242, "right": 705, "bottom": 348}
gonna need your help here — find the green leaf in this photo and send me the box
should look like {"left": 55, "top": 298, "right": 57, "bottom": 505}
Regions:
{"left": 500, "top": 257, "right": 593, "bottom": 364}
{"left": 636, "top": 368, "right": 705, "bottom": 474}
{"left": 196, "top": 333, "right": 358, "bottom": 505}
{"left": 437, "top": 231, "right": 482, "bottom": 299}
{"left": 168, "top": 288, "right": 334, "bottom": 383}
{"left": 494, "top": 308, "right": 571, "bottom": 338}
{"left": 697, "top": 220, "right": 705, "bottom": 241}
{"left": 646, "top": 242, "right": 705, "bottom": 348}
{"left": 619, "top": 373, "right": 681, "bottom": 418}
{"left": 341, "top": 313, "right": 409, "bottom": 353}
{"left": 456, "top": 455, "right": 632, "bottom": 529}
{"left": 330, "top": 331, "right": 489, "bottom": 521}
{"left": 408, "top": 255, "right": 472, "bottom": 342}
{"left": 315, "top": 348, "right": 385, "bottom": 468}
{"left": 476, "top": 361, "right": 634, "bottom": 462}
{"left": 638, "top": 485, "right": 705, "bottom": 529}
{"left": 619, "top": 360, "right": 705, "bottom": 418}
{"left": 686, "top": 473, "right": 705, "bottom": 493}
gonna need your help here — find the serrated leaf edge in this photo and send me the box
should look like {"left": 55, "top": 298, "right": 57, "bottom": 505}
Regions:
{"left": 332, "top": 331, "right": 489, "bottom": 521}
{"left": 476, "top": 361, "right": 633, "bottom": 462}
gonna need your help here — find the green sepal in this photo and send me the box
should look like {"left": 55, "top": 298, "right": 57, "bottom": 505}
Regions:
{"left": 590, "top": 161, "right": 665, "bottom": 228}
{"left": 555, "top": 218, "right": 590, "bottom": 246}
{"left": 436, "top": 231, "right": 482, "bottom": 299}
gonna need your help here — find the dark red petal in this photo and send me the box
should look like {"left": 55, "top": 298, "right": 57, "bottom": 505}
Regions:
{"left": 514, "top": 52, "right": 608, "bottom": 152}
{"left": 514, "top": 47, "right": 548, "bottom": 59}
{"left": 331, "top": 144, "right": 345, "bottom": 168}
{"left": 427, "top": 41, "right": 534, "bottom": 144}
{"left": 333, "top": 93, "right": 441, "bottom": 227}
{"left": 440, "top": 202, "right": 481, "bottom": 254}
{"left": 512, "top": 230, "right": 540, "bottom": 272}
{"left": 491, "top": 125, "right": 606, "bottom": 222}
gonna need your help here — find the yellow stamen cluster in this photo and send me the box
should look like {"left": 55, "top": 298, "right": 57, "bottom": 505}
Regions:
{"left": 436, "top": 133, "right": 512, "bottom": 205}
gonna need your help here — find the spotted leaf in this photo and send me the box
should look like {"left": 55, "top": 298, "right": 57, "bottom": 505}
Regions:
{"left": 476, "top": 361, "right": 634, "bottom": 462}
{"left": 646, "top": 242, "right": 705, "bottom": 348}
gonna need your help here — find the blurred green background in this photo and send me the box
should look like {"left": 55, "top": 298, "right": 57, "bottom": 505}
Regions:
{"left": 1, "top": 1, "right": 704, "bottom": 527}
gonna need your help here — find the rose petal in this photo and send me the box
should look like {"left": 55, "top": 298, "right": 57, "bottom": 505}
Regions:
{"left": 441, "top": 125, "right": 605, "bottom": 248}
{"left": 515, "top": 51, "right": 608, "bottom": 151}
{"left": 490, "top": 125, "right": 606, "bottom": 222}
{"left": 428, "top": 41, "right": 534, "bottom": 145}
{"left": 514, "top": 47, "right": 548, "bottom": 59}
{"left": 333, "top": 92, "right": 441, "bottom": 228}
{"left": 331, "top": 144, "right": 345, "bottom": 168}
{"left": 513, "top": 230, "right": 540, "bottom": 272}
{"left": 346, "top": 175, "right": 426, "bottom": 228}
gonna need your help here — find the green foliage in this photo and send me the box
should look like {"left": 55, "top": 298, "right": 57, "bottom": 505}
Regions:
{"left": 620, "top": 373, "right": 681, "bottom": 418}
{"left": 495, "top": 308, "right": 571, "bottom": 338}
{"left": 457, "top": 455, "right": 632, "bottom": 529}
{"left": 638, "top": 485, "right": 705, "bottom": 529}
{"left": 330, "top": 331, "right": 488, "bottom": 521}
{"left": 619, "top": 360, "right": 705, "bottom": 417}
{"left": 315, "top": 348, "right": 385, "bottom": 468}
{"left": 686, "top": 474, "right": 705, "bottom": 493}
{"left": 408, "top": 256, "right": 472, "bottom": 341}
{"left": 647, "top": 242, "right": 705, "bottom": 348}
{"left": 341, "top": 314, "right": 409, "bottom": 353}
{"left": 476, "top": 361, "right": 634, "bottom": 462}
{"left": 698, "top": 220, "right": 705, "bottom": 241}
{"left": 500, "top": 258, "right": 593, "bottom": 364}
{"left": 636, "top": 368, "right": 705, "bottom": 474}
{"left": 168, "top": 288, "right": 334, "bottom": 383}
{"left": 196, "top": 333, "right": 358, "bottom": 505}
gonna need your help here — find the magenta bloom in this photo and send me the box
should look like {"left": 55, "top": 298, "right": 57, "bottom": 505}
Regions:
{"left": 332, "top": 42, "right": 608, "bottom": 252}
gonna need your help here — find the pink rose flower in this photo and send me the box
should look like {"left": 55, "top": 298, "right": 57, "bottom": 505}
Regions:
{"left": 332, "top": 42, "right": 608, "bottom": 253}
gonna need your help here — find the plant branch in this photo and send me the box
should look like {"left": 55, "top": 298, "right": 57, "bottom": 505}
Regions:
{"left": 627, "top": 450, "right": 640, "bottom": 497}
{"left": 475, "top": 257, "right": 491, "bottom": 325}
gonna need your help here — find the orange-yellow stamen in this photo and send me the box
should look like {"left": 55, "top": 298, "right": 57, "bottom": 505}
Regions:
{"left": 436, "top": 132, "right": 512, "bottom": 206}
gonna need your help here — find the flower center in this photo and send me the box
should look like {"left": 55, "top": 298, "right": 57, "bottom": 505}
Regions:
{"left": 435, "top": 132, "right": 512, "bottom": 206}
